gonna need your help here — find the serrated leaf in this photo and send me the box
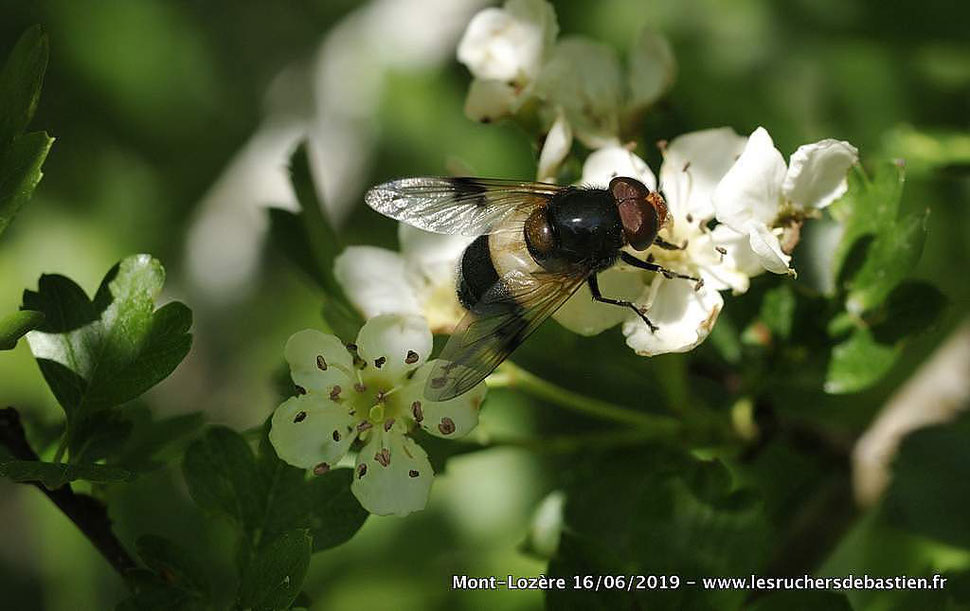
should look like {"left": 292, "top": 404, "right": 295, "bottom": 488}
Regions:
{"left": 237, "top": 530, "right": 311, "bottom": 611}
{"left": 829, "top": 162, "right": 927, "bottom": 314}
{"left": 0, "top": 25, "right": 49, "bottom": 148}
{"left": 0, "top": 309, "right": 43, "bottom": 350}
{"left": 825, "top": 326, "right": 898, "bottom": 394}
{"left": 884, "top": 413, "right": 970, "bottom": 549}
{"left": 0, "top": 459, "right": 132, "bottom": 489}
{"left": 183, "top": 426, "right": 264, "bottom": 531}
{"left": 22, "top": 256, "right": 193, "bottom": 438}
{"left": 0, "top": 131, "right": 53, "bottom": 237}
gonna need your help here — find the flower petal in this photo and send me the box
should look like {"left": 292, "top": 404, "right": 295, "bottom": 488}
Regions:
{"left": 270, "top": 395, "right": 356, "bottom": 469}
{"left": 659, "top": 127, "right": 746, "bottom": 221}
{"left": 580, "top": 145, "right": 656, "bottom": 190}
{"left": 463, "top": 78, "right": 518, "bottom": 123}
{"left": 709, "top": 224, "right": 764, "bottom": 290}
{"left": 351, "top": 430, "right": 433, "bottom": 516}
{"left": 399, "top": 225, "right": 471, "bottom": 334}
{"left": 535, "top": 37, "right": 622, "bottom": 148}
{"left": 627, "top": 27, "right": 676, "bottom": 111}
{"left": 401, "top": 360, "right": 486, "bottom": 438}
{"left": 622, "top": 278, "right": 723, "bottom": 356}
{"left": 536, "top": 111, "right": 573, "bottom": 183}
{"left": 712, "top": 127, "right": 787, "bottom": 231}
{"left": 285, "top": 329, "right": 356, "bottom": 395}
{"left": 782, "top": 139, "right": 859, "bottom": 210}
{"left": 553, "top": 266, "right": 642, "bottom": 335}
{"left": 456, "top": 0, "right": 557, "bottom": 83}
{"left": 355, "top": 314, "right": 433, "bottom": 380}
{"left": 747, "top": 222, "right": 792, "bottom": 275}
{"left": 334, "top": 246, "right": 423, "bottom": 319}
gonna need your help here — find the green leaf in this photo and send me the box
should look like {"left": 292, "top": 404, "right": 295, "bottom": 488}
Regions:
{"left": 266, "top": 207, "right": 329, "bottom": 288}
{"left": 237, "top": 529, "right": 311, "bottom": 611}
{"left": 22, "top": 255, "right": 193, "bottom": 427}
{"left": 760, "top": 284, "right": 796, "bottom": 341}
{"left": 183, "top": 426, "right": 264, "bottom": 531}
{"left": 0, "top": 25, "right": 49, "bottom": 148}
{"left": 114, "top": 409, "right": 205, "bottom": 472}
{"left": 884, "top": 413, "right": 970, "bottom": 549}
{"left": 0, "top": 131, "right": 53, "bottom": 237}
{"left": 824, "top": 326, "right": 898, "bottom": 394}
{"left": 829, "top": 163, "right": 927, "bottom": 314}
{"left": 288, "top": 142, "right": 342, "bottom": 298}
{"left": 869, "top": 280, "right": 948, "bottom": 343}
{"left": 0, "top": 459, "right": 132, "bottom": 488}
{"left": 183, "top": 426, "right": 368, "bottom": 553}
{"left": 0, "top": 309, "right": 43, "bottom": 350}
{"left": 547, "top": 448, "right": 770, "bottom": 610}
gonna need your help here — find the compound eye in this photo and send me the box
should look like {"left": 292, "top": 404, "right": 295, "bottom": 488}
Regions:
{"left": 609, "top": 176, "right": 649, "bottom": 204}
{"left": 524, "top": 207, "right": 555, "bottom": 257}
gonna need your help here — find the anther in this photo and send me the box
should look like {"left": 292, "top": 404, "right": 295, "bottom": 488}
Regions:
{"left": 375, "top": 448, "right": 390, "bottom": 467}
{"left": 316, "top": 355, "right": 327, "bottom": 371}
{"left": 682, "top": 161, "right": 691, "bottom": 172}
{"left": 384, "top": 418, "right": 395, "bottom": 432}
{"left": 405, "top": 350, "right": 419, "bottom": 364}
{"left": 293, "top": 411, "right": 307, "bottom": 423}
{"left": 374, "top": 356, "right": 386, "bottom": 368}
{"left": 313, "top": 462, "right": 330, "bottom": 476}
{"left": 438, "top": 417, "right": 456, "bottom": 435}
{"left": 332, "top": 429, "right": 341, "bottom": 442}
{"left": 295, "top": 385, "right": 306, "bottom": 396}
{"left": 357, "top": 421, "right": 373, "bottom": 433}
{"left": 329, "top": 385, "right": 342, "bottom": 400}
{"left": 356, "top": 464, "right": 367, "bottom": 478}
{"left": 411, "top": 401, "right": 424, "bottom": 423}
{"left": 686, "top": 213, "right": 693, "bottom": 223}
{"left": 715, "top": 246, "right": 727, "bottom": 256}
{"left": 408, "top": 470, "right": 420, "bottom": 478}
{"left": 354, "top": 382, "right": 367, "bottom": 393}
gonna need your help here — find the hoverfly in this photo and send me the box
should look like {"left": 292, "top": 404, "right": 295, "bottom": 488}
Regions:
{"left": 365, "top": 176, "right": 700, "bottom": 401}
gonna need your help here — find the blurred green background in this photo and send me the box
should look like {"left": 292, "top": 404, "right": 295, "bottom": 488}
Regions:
{"left": 0, "top": 0, "right": 967, "bottom": 609}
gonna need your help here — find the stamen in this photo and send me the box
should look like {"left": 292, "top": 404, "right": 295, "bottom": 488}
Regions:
{"left": 316, "top": 355, "right": 327, "bottom": 371}
{"left": 313, "top": 462, "right": 330, "bottom": 475}
{"left": 294, "top": 385, "right": 306, "bottom": 396}
{"left": 405, "top": 350, "right": 419, "bottom": 364}
{"left": 356, "top": 464, "right": 367, "bottom": 479}
{"left": 686, "top": 213, "right": 693, "bottom": 224}
{"left": 438, "top": 417, "right": 456, "bottom": 435}
{"left": 293, "top": 411, "right": 307, "bottom": 423}
{"left": 682, "top": 161, "right": 691, "bottom": 172}
{"left": 408, "top": 470, "right": 420, "bottom": 478}
{"left": 715, "top": 246, "right": 727, "bottom": 256}
{"left": 332, "top": 429, "right": 341, "bottom": 442}
{"left": 411, "top": 401, "right": 424, "bottom": 423}
{"left": 354, "top": 382, "right": 367, "bottom": 393}
{"left": 375, "top": 448, "right": 391, "bottom": 467}
{"left": 374, "top": 356, "right": 386, "bottom": 368}
{"left": 357, "top": 421, "right": 373, "bottom": 433}
{"left": 329, "top": 385, "right": 342, "bottom": 401}
{"left": 384, "top": 418, "right": 395, "bottom": 432}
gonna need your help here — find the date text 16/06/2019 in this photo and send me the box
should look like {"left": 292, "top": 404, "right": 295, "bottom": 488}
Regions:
{"left": 452, "top": 575, "right": 682, "bottom": 591}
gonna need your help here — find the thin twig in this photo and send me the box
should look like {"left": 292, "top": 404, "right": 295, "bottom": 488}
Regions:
{"left": 0, "top": 407, "right": 137, "bottom": 579}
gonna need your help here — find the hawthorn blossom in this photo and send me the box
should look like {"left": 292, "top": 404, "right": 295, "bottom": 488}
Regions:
{"left": 335, "top": 224, "right": 472, "bottom": 334}
{"left": 270, "top": 314, "right": 487, "bottom": 516}
{"left": 553, "top": 128, "right": 756, "bottom": 355}
{"left": 712, "top": 127, "right": 859, "bottom": 275}
{"left": 457, "top": 0, "right": 558, "bottom": 122}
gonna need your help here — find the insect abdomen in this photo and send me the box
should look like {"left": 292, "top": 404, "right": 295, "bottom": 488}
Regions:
{"left": 456, "top": 235, "right": 499, "bottom": 310}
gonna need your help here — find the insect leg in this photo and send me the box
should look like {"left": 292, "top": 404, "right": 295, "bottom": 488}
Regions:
{"left": 620, "top": 252, "right": 703, "bottom": 288}
{"left": 653, "top": 236, "right": 685, "bottom": 250}
{"left": 587, "top": 274, "right": 658, "bottom": 333}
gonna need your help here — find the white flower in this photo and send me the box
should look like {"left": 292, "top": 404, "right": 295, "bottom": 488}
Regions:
{"left": 712, "top": 127, "right": 858, "bottom": 275}
{"left": 457, "top": 0, "right": 558, "bottom": 122}
{"left": 335, "top": 224, "right": 473, "bottom": 334}
{"left": 270, "top": 314, "right": 487, "bottom": 516}
{"left": 554, "top": 128, "right": 754, "bottom": 356}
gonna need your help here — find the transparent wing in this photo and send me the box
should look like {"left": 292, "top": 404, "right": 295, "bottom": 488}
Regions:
{"left": 424, "top": 268, "right": 588, "bottom": 401}
{"left": 365, "top": 177, "right": 564, "bottom": 236}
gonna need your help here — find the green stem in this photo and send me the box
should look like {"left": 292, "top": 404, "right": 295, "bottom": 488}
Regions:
{"left": 470, "top": 429, "right": 669, "bottom": 453}
{"left": 487, "top": 362, "right": 681, "bottom": 435}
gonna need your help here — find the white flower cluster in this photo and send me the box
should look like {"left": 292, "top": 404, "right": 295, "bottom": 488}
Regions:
{"left": 334, "top": 0, "right": 858, "bottom": 357}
